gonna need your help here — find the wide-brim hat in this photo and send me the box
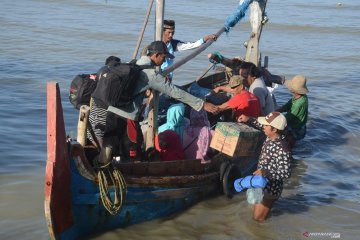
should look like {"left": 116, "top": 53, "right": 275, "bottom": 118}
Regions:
{"left": 229, "top": 75, "right": 245, "bottom": 88}
{"left": 285, "top": 75, "right": 309, "bottom": 94}
{"left": 257, "top": 112, "right": 287, "bottom": 130}
{"left": 147, "top": 41, "right": 174, "bottom": 59}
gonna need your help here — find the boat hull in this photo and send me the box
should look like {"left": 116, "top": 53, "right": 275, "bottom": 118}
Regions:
{"left": 55, "top": 155, "right": 221, "bottom": 239}
{"left": 45, "top": 82, "right": 258, "bottom": 239}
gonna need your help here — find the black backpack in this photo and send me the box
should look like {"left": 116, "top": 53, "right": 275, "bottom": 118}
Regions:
{"left": 91, "top": 61, "right": 152, "bottom": 108}
{"left": 69, "top": 73, "right": 98, "bottom": 109}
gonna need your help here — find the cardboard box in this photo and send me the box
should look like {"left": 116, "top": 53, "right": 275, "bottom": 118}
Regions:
{"left": 210, "top": 122, "right": 261, "bottom": 157}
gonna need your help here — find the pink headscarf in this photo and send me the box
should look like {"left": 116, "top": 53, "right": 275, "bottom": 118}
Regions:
{"left": 183, "top": 109, "right": 212, "bottom": 162}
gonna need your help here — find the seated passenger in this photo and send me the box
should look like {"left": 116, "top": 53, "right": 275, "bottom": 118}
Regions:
{"left": 213, "top": 75, "right": 261, "bottom": 120}
{"left": 183, "top": 109, "right": 213, "bottom": 163}
{"left": 89, "top": 41, "right": 219, "bottom": 164}
{"left": 208, "top": 52, "right": 285, "bottom": 86}
{"left": 240, "top": 62, "right": 275, "bottom": 116}
{"left": 155, "top": 130, "right": 185, "bottom": 161}
{"left": 158, "top": 103, "right": 188, "bottom": 143}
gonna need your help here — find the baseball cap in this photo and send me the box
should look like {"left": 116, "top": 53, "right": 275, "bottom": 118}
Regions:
{"left": 257, "top": 112, "right": 287, "bottom": 130}
{"left": 147, "top": 41, "right": 174, "bottom": 59}
{"left": 229, "top": 75, "right": 245, "bottom": 88}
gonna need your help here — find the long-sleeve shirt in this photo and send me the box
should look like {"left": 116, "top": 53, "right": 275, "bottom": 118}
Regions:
{"left": 248, "top": 118, "right": 292, "bottom": 198}
{"left": 161, "top": 38, "right": 205, "bottom": 79}
{"left": 249, "top": 77, "right": 274, "bottom": 116}
{"left": 108, "top": 56, "right": 204, "bottom": 120}
{"left": 280, "top": 95, "right": 308, "bottom": 129}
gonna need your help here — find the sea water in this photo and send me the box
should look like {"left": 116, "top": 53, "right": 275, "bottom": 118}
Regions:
{"left": 1, "top": 0, "right": 360, "bottom": 239}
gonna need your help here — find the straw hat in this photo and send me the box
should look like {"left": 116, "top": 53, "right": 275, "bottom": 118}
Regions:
{"left": 285, "top": 75, "right": 309, "bottom": 94}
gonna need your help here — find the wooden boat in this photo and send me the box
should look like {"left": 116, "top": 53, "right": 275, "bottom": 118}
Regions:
{"left": 44, "top": 1, "right": 270, "bottom": 239}
{"left": 45, "top": 81, "right": 259, "bottom": 239}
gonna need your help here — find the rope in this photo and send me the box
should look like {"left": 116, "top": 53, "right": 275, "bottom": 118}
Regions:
{"left": 97, "top": 163, "right": 127, "bottom": 215}
{"left": 132, "top": 0, "right": 154, "bottom": 59}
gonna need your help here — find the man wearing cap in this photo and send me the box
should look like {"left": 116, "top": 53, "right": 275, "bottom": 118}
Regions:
{"left": 105, "top": 41, "right": 218, "bottom": 158}
{"left": 240, "top": 61, "right": 275, "bottom": 116}
{"left": 213, "top": 75, "right": 260, "bottom": 120}
{"left": 277, "top": 75, "right": 309, "bottom": 148}
{"left": 238, "top": 112, "right": 292, "bottom": 221}
{"left": 161, "top": 19, "right": 217, "bottom": 81}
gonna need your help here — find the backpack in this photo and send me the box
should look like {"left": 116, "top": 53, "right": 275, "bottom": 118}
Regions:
{"left": 91, "top": 61, "right": 152, "bottom": 108}
{"left": 69, "top": 73, "right": 98, "bottom": 109}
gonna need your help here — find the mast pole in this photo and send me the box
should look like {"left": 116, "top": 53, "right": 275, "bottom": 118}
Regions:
{"left": 146, "top": 0, "right": 164, "bottom": 149}
{"left": 244, "top": 0, "right": 268, "bottom": 66}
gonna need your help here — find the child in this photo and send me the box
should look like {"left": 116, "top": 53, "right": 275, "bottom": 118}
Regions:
{"left": 238, "top": 112, "right": 291, "bottom": 221}
{"left": 277, "top": 75, "right": 309, "bottom": 149}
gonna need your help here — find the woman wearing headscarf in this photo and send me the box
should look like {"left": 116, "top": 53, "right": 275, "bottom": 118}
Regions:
{"left": 158, "top": 103, "right": 188, "bottom": 143}
{"left": 155, "top": 130, "right": 185, "bottom": 161}
{"left": 182, "top": 109, "right": 213, "bottom": 163}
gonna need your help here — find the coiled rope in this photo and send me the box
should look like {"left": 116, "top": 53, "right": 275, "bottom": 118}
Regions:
{"left": 97, "top": 162, "right": 127, "bottom": 215}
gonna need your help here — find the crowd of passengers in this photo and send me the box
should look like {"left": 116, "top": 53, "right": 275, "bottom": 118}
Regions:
{"left": 76, "top": 19, "right": 309, "bottom": 222}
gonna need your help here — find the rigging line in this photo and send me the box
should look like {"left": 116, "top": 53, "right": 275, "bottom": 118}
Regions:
{"left": 132, "top": 0, "right": 154, "bottom": 60}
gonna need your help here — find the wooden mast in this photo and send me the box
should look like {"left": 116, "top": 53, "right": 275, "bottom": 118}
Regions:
{"left": 244, "top": 0, "right": 268, "bottom": 66}
{"left": 146, "top": 0, "right": 164, "bottom": 149}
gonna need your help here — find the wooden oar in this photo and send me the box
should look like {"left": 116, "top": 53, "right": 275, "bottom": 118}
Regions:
{"left": 181, "top": 63, "right": 215, "bottom": 90}
{"left": 162, "top": 27, "right": 225, "bottom": 76}
{"left": 162, "top": 0, "right": 252, "bottom": 76}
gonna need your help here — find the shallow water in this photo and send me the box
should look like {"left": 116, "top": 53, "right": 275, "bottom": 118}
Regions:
{"left": 1, "top": 0, "right": 360, "bottom": 239}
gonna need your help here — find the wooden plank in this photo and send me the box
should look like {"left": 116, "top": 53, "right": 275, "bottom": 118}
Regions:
{"left": 115, "top": 158, "right": 221, "bottom": 177}
{"left": 45, "top": 82, "right": 73, "bottom": 238}
{"left": 124, "top": 172, "right": 219, "bottom": 186}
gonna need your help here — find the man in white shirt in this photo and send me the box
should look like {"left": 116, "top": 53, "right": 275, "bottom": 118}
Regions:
{"left": 161, "top": 19, "right": 217, "bottom": 82}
